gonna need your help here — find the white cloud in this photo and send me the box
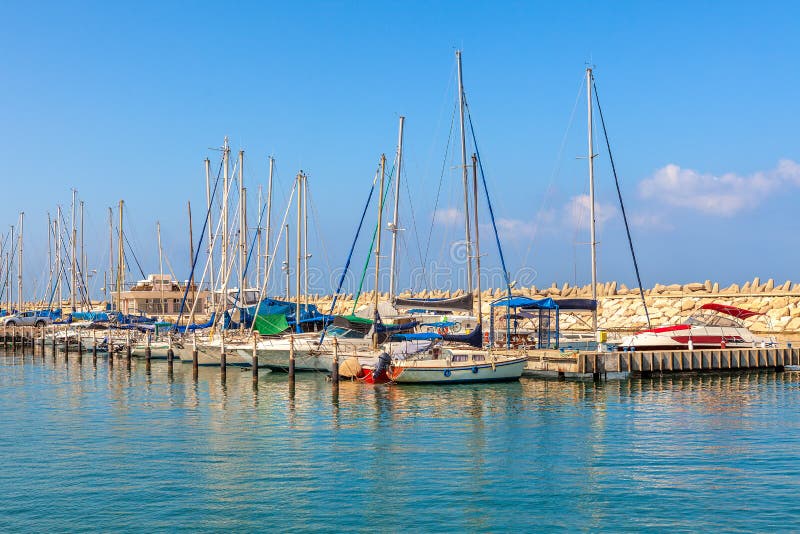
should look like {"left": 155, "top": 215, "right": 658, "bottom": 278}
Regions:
{"left": 639, "top": 159, "right": 800, "bottom": 217}
{"left": 495, "top": 218, "right": 538, "bottom": 240}
{"left": 433, "top": 207, "right": 462, "bottom": 226}
{"left": 630, "top": 212, "right": 674, "bottom": 231}
{"left": 566, "top": 195, "right": 618, "bottom": 230}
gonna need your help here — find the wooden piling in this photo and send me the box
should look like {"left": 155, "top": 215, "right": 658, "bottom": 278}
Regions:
{"left": 252, "top": 334, "right": 258, "bottom": 381}
{"left": 125, "top": 330, "right": 132, "bottom": 370}
{"left": 62, "top": 325, "right": 68, "bottom": 357}
{"left": 220, "top": 334, "right": 227, "bottom": 375}
{"left": 288, "top": 334, "right": 296, "bottom": 381}
{"left": 331, "top": 337, "right": 339, "bottom": 386}
{"left": 192, "top": 331, "right": 198, "bottom": 378}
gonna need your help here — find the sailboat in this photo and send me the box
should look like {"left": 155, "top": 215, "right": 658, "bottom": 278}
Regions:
{"left": 343, "top": 50, "right": 527, "bottom": 384}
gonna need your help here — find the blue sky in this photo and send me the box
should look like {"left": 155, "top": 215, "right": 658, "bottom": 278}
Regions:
{"left": 1, "top": 1, "right": 799, "bottom": 299}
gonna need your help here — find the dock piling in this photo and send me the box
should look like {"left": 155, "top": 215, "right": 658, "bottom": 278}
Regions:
{"left": 331, "top": 337, "right": 339, "bottom": 386}
{"left": 252, "top": 334, "right": 258, "bottom": 382}
{"left": 288, "top": 334, "right": 296, "bottom": 382}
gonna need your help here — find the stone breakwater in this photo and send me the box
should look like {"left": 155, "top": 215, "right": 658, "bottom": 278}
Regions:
{"left": 309, "top": 277, "right": 800, "bottom": 335}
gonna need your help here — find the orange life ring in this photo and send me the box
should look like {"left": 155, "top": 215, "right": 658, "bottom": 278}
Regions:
{"left": 437, "top": 326, "right": 450, "bottom": 335}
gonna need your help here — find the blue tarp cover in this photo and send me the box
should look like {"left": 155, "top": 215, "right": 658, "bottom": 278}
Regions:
{"left": 490, "top": 296, "right": 559, "bottom": 309}
{"left": 391, "top": 332, "right": 443, "bottom": 341}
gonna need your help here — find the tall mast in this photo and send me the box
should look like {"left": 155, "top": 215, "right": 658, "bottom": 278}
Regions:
{"left": 46, "top": 212, "right": 52, "bottom": 301}
{"left": 56, "top": 209, "right": 62, "bottom": 308}
{"left": 471, "top": 154, "right": 483, "bottom": 331}
{"left": 587, "top": 67, "right": 598, "bottom": 333}
{"left": 456, "top": 50, "right": 473, "bottom": 294}
{"left": 303, "top": 175, "right": 309, "bottom": 313}
{"left": 372, "top": 155, "right": 386, "bottom": 349}
{"left": 284, "top": 223, "right": 290, "bottom": 300}
{"left": 238, "top": 149, "right": 246, "bottom": 294}
{"left": 6, "top": 239, "right": 10, "bottom": 313}
{"left": 80, "top": 199, "right": 85, "bottom": 305}
{"left": 265, "top": 157, "right": 274, "bottom": 293}
{"left": 17, "top": 213, "right": 23, "bottom": 312}
{"left": 71, "top": 189, "right": 77, "bottom": 312}
{"left": 157, "top": 221, "right": 164, "bottom": 315}
{"left": 205, "top": 158, "right": 215, "bottom": 311}
{"left": 389, "top": 116, "right": 405, "bottom": 301}
{"left": 257, "top": 184, "right": 263, "bottom": 286}
{"left": 117, "top": 200, "right": 124, "bottom": 314}
{"left": 222, "top": 138, "right": 230, "bottom": 313}
{"left": 188, "top": 201, "right": 195, "bottom": 314}
{"left": 295, "top": 172, "right": 303, "bottom": 333}
{"left": 107, "top": 207, "right": 113, "bottom": 309}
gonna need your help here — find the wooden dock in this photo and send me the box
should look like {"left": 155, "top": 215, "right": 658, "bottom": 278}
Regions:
{"left": 523, "top": 346, "right": 800, "bottom": 379}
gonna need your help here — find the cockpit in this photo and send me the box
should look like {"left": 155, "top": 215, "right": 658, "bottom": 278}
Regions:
{"left": 686, "top": 311, "right": 743, "bottom": 328}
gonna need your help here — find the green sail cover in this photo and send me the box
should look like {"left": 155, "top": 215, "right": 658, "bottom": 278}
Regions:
{"left": 254, "top": 313, "right": 290, "bottom": 335}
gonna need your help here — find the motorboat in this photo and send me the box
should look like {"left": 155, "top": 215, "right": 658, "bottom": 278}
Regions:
{"left": 618, "top": 303, "right": 776, "bottom": 351}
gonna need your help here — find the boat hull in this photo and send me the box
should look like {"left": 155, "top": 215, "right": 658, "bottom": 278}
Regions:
{"left": 391, "top": 356, "right": 527, "bottom": 384}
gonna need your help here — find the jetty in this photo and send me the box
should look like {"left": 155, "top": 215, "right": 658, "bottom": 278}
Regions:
{"left": 523, "top": 346, "right": 800, "bottom": 379}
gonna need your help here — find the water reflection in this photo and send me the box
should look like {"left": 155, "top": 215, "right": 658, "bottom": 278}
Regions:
{"left": 2, "top": 350, "right": 800, "bottom": 531}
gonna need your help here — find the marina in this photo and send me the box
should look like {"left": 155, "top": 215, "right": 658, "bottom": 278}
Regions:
{"left": 4, "top": 2, "right": 800, "bottom": 531}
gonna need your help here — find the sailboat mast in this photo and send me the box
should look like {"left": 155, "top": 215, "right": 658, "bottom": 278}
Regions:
{"left": 456, "top": 50, "right": 473, "bottom": 294}
{"left": 295, "top": 172, "right": 303, "bottom": 333}
{"left": 265, "top": 158, "right": 275, "bottom": 294}
{"left": 117, "top": 200, "right": 124, "bottom": 314}
{"left": 107, "top": 206, "right": 113, "bottom": 309}
{"left": 222, "top": 138, "right": 230, "bottom": 316}
{"left": 46, "top": 213, "right": 52, "bottom": 301}
{"left": 205, "top": 158, "right": 215, "bottom": 311}
{"left": 587, "top": 67, "right": 598, "bottom": 333}
{"left": 71, "top": 189, "right": 77, "bottom": 312}
{"left": 373, "top": 155, "right": 386, "bottom": 349}
{"left": 17, "top": 212, "right": 23, "bottom": 312}
{"left": 284, "top": 223, "right": 290, "bottom": 300}
{"left": 389, "top": 116, "right": 404, "bottom": 301}
{"left": 188, "top": 201, "right": 195, "bottom": 314}
{"left": 257, "top": 184, "right": 263, "bottom": 287}
{"left": 56, "top": 208, "right": 62, "bottom": 309}
{"left": 238, "top": 149, "right": 246, "bottom": 296}
{"left": 6, "top": 239, "right": 11, "bottom": 313}
{"left": 471, "top": 154, "right": 482, "bottom": 331}
{"left": 303, "top": 175, "right": 309, "bottom": 313}
{"left": 157, "top": 221, "right": 164, "bottom": 316}
{"left": 80, "top": 199, "right": 85, "bottom": 305}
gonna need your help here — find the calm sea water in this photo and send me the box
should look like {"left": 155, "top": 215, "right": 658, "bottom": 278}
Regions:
{"left": 1, "top": 350, "right": 799, "bottom": 532}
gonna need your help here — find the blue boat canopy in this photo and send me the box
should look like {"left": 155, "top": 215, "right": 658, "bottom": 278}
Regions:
{"left": 490, "top": 296, "right": 559, "bottom": 309}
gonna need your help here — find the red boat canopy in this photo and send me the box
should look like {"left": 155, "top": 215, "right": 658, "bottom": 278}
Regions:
{"left": 700, "top": 303, "right": 762, "bottom": 320}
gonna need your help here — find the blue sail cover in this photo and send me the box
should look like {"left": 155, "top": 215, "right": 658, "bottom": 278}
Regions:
{"left": 441, "top": 324, "right": 483, "bottom": 348}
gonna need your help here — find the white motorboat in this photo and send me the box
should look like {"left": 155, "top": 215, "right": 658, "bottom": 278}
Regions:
{"left": 618, "top": 303, "right": 776, "bottom": 351}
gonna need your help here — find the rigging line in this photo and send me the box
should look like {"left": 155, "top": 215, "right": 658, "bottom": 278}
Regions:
{"left": 231, "top": 196, "right": 270, "bottom": 311}
{"left": 305, "top": 181, "right": 333, "bottom": 276}
{"left": 121, "top": 230, "right": 147, "bottom": 281}
{"left": 465, "top": 101, "right": 511, "bottom": 293}
{"left": 592, "top": 77, "right": 651, "bottom": 329}
{"left": 174, "top": 155, "right": 225, "bottom": 329}
{"left": 318, "top": 169, "right": 379, "bottom": 344}
{"left": 422, "top": 100, "right": 458, "bottom": 289}
{"left": 402, "top": 164, "right": 426, "bottom": 290}
{"left": 351, "top": 159, "right": 396, "bottom": 313}
{"left": 0, "top": 229, "right": 19, "bottom": 304}
{"left": 247, "top": 181, "right": 297, "bottom": 334}
{"left": 523, "top": 75, "right": 585, "bottom": 266}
